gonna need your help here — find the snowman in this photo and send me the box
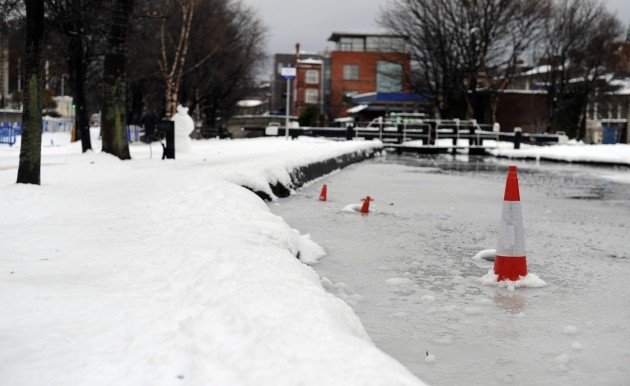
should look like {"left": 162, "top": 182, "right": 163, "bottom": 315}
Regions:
{"left": 171, "top": 105, "right": 195, "bottom": 153}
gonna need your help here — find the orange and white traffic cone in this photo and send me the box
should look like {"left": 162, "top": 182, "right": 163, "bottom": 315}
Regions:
{"left": 360, "top": 196, "right": 373, "bottom": 214}
{"left": 494, "top": 166, "right": 527, "bottom": 281}
{"left": 319, "top": 184, "right": 327, "bottom": 201}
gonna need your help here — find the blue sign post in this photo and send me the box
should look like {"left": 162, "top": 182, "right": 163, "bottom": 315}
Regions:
{"left": 280, "top": 67, "right": 296, "bottom": 140}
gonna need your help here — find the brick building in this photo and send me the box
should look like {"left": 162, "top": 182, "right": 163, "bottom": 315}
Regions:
{"left": 271, "top": 51, "right": 326, "bottom": 118}
{"left": 294, "top": 58, "right": 324, "bottom": 119}
{"left": 326, "top": 32, "right": 411, "bottom": 120}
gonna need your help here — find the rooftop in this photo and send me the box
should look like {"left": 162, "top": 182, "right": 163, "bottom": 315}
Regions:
{"left": 327, "top": 32, "right": 408, "bottom": 43}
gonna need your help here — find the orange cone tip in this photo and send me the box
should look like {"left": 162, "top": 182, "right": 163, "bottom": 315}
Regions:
{"left": 319, "top": 184, "right": 327, "bottom": 201}
{"left": 494, "top": 166, "right": 528, "bottom": 281}
{"left": 504, "top": 166, "right": 521, "bottom": 201}
{"left": 360, "top": 196, "right": 373, "bottom": 214}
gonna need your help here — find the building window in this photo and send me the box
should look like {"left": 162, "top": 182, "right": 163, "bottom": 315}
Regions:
{"left": 376, "top": 61, "right": 402, "bottom": 92}
{"left": 365, "top": 36, "right": 406, "bottom": 53}
{"left": 306, "top": 70, "right": 319, "bottom": 84}
{"left": 338, "top": 37, "right": 364, "bottom": 51}
{"left": 343, "top": 64, "right": 360, "bottom": 81}
{"left": 305, "top": 89, "right": 318, "bottom": 104}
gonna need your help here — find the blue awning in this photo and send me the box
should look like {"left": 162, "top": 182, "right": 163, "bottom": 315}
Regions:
{"left": 351, "top": 92, "right": 428, "bottom": 104}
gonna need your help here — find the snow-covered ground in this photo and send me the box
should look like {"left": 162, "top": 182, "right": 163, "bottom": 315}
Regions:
{"left": 487, "top": 141, "right": 630, "bottom": 167}
{"left": 1, "top": 132, "right": 629, "bottom": 385}
{"left": 0, "top": 133, "right": 426, "bottom": 386}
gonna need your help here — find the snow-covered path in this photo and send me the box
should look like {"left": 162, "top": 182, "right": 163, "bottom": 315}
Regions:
{"left": 0, "top": 136, "right": 427, "bottom": 385}
{"left": 271, "top": 156, "right": 630, "bottom": 386}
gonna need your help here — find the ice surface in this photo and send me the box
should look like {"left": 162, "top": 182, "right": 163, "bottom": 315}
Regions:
{"left": 271, "top": 155, "right": 630, "bottom": 386}
{"left": 563, "top": 325, "right": 580, "bottom": 335}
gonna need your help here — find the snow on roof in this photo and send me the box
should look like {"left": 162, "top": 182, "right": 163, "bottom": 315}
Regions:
{"left": 334, "top": 116, "right": 355, "bottom": 122}
{"left": 237, "top": 99, "right": 265, "bottom": 108}
{"left": 521, "top": 65, "right": 552, "bottom": 76}
{"left": 351, "top": 91, "right": 377, "bottom": 99}
{"left": 608, "top": 78, "right": 630, "bottom": 95}
{"left": 347, "top": 104, "right": 369, "bottom": 113}
{"left": 298, "top": 58, "right": 323, "bottom": 65}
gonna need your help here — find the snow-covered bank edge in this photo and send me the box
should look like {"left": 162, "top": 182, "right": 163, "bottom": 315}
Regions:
{"left": 247, "top": 146, "right": 381, "bottom": 201}
{"left": 487, "top": 143, "right": 630, "bottom": 168}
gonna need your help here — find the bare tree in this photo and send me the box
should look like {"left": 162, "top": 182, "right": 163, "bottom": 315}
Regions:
{"left": 541, "top": 0, "right": 622, "bottom": 138}
{"left": 101, "top": 0, "right": 132, "bottom": 160}
{"left": 0, "top": 0, "right": 22, "bottom": 21}
{"left": 488, "top": 0, "right": 551, "bottom": 123}
{"left": 1, "top": 1, "right": 23, "bottom": 110}
{"left": 17, "top": 0, "right": 44, "bottom": 184}
{"left": 380, "top": 0, "right": 550, "bottom": 120}
{"left": 46, "top": 0, "right": 108, "bottom": 152}
{"left": 153, "top": 0, "right": 196, "bottom": 117}
{"left": 184, "top": 0, "right": 266, "bottom": 130}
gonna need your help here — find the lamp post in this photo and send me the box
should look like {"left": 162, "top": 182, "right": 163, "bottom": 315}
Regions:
{"left": 280, "top": 66, "right": 296, "bottom": 140}
{"left": 467, "top": 27, "right": 481, "bottom": 124}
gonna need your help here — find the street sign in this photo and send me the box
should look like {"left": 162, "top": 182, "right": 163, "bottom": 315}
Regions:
{"left": 280, "top": 67, "right": 296, "bottom": 79}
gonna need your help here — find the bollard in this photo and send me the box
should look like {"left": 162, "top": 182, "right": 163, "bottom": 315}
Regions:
{"left": 319, "top": 184, "right": 327, "bottom": 201}
{"left": 346, "top": 124, "right": 354, "bottom": 141}
{"left": 360, "top": 196, "right": 373, "bottom": 214}
{"left": 513, "top": 127, "right": 522, "bottom": 150}
{"left": 453, "top": 118, "right": 459, "bottom": 147}
{"left": 156, "top": 121, "right": 175, "bottom": 159}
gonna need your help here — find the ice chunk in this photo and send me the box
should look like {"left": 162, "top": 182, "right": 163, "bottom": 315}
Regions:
{"left": 472, "top": 248, "right": 496, "bottom": 261}
{"left": 480, "top": 269, "right": 547, "bottom": 288}
{"left": 385, "top": 277, "right": 414, "bottom": 286}
{"left": 571, "top": 342, "right": 583, "bottom": 351}
{"left": 554, "top": 353, "right": 570, "bottom": 364}
{"left": 464, "top": 307, "right": 482, "bottom": 315}
{"left": 563, "top": 325, "right": 579, "bottom": 335}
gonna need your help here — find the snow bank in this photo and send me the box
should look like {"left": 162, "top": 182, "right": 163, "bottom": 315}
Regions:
{"left": 0, "top": 136, "right": 424, "bottom": 385}
{"left": 488, "top": 143, "right": 630, "bottom": 166}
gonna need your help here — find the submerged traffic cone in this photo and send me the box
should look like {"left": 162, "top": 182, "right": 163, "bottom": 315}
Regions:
{"left": 360, "top": 196, "right": 373, "bottom": 214}
{"left": 494, "top": 166, "right": 528, "bottom": 281}
{"left": 319, "top": 184, "right": 327, "bottom": 201}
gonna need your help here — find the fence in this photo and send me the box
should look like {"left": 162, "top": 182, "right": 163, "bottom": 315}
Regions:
{"left": 1, "top": 120, "right": 145, "bottom": 145}
{"left": 353, "top": 119, "right": 500, "bottom": 145}
{"left": 0, "top": 123, "right": 17, "bottom": 146}
{"left": 127, "top": 125, "right": 142, "bottom": 143}
{"left": 42, "top": 117, "right": 73, "bottom": 133}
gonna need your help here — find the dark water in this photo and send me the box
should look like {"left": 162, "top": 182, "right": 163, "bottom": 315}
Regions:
{"left": 381, "top": 152, "right": 630, "bottom": 202}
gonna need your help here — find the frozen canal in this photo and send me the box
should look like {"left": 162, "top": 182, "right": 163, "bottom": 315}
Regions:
{"left": 270, "top": 154, "right": 630, "bottom": 386}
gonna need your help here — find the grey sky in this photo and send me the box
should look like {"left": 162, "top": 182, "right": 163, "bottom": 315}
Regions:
{"left": 241, "top": 0, "right": 630, "bottom": 71}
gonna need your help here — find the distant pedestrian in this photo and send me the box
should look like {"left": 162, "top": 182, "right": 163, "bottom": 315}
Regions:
{"left": 141, "top": 111, "right": 158, "bottom": 143}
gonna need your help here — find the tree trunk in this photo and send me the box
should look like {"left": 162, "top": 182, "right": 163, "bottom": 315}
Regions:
{"left": 69, "top": 35, "right": 92, "bottom": 152}
{"left": 158, "top": 0, "right": 195, "bottom": 117}
{"left": 101, "top": 0, "right": 132, "bottom": 160}
{"left": 17, "top": 0, "right": 44, "bottom": 185}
